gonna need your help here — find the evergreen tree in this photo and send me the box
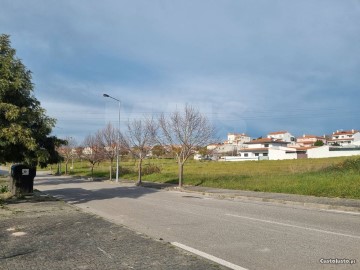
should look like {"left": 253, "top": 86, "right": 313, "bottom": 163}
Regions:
{"left": 0, "top": 34, "right": 64, "bottom": 167}
{"left": 314, "top": 140, "right": 324, "bottom": 146}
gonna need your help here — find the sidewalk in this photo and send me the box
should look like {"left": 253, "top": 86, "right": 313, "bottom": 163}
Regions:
{"left": 0, "top": 193, "right": 227, "bottom": 270}
{"left": 140, "top": 181, "right": 360, "bottom": 212}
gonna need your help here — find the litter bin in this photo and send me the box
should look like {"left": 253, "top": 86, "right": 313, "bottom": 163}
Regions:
{"left": 11, "top": 164, "right": 36, "bottom": 196}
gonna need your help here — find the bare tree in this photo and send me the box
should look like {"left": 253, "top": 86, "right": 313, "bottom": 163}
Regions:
{"left": 99, "top": 123, "right": 118, "bottom": 181}
{"left": 158, "top": 105, "right": 215, "bottom": 187}
{"left": 82, "top": 132, "right": 105, "bottom": 178}
{"left": 121, "top": 117, "right": 157, "bottom": 186}
{"left": 58, "top": 136, "right": 77, "bottom": 174}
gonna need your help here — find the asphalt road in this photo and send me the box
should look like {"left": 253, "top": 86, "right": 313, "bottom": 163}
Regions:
{"left": 35, "top": 175, "right": 360, "bottom": 270}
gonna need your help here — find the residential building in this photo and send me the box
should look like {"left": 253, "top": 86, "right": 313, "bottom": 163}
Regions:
{"left": 235, "top": 138, "right": 296, "bottom": 161}
{"left": 226, "top": 133, "right": 251, "bottom": 146}
{"left": 327, "top": 129, "right": 360, "bottom": 146}
{"left": 296, "top": 134, "right": 327, "bottom": 147}
{"left": 267, "top": 131, "right": 295, "bottom": 144}
{"left": 246, "top": 138, "right": 289, "bottom": 149}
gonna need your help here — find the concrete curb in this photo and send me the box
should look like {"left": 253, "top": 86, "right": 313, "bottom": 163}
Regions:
{"left": 173, "top": 188, "right": 360, "bottom": 213}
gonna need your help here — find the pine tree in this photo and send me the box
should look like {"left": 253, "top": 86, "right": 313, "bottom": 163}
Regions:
{"left": 0, "top": 34, "right": 63, "bottom": 167}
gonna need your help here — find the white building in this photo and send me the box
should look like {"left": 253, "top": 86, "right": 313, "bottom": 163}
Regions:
{"left": 267, "top": 131, "right": 295, "bottom": 144}
{"left": 232, "top": 138, "right": 297, "bottom": 161}
{"left": 327, "top": 129, "right": 360, "bottom": 146}
{"left": 227, "top": 133, "right": 251, "bottom": 146}
{"left": 246, "top": 138, "right": 289, "bottom": 149}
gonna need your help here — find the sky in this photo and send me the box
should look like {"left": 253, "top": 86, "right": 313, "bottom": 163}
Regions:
{"left": 1, "top": 0, "right": 360, "bottom": 143}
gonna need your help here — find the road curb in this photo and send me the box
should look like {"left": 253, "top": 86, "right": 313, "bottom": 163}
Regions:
{"left": 166, "top": 187, "right": 360, "bottom": 213}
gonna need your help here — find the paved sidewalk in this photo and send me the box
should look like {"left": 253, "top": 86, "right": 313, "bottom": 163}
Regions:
{"left": 0, "top": 194, "right": 227, "bottom": 270}
{"left": 140, "top": 181, "right": 360, "bottom": 212}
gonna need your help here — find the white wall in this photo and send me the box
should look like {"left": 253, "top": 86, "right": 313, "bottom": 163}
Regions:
{"left": 268, "top": 148, "right": 297, "bottom": 160}
{"left": 353, "top": 133, "right": 360, "bottom": 144}
{"left": 220, "top": 156, "right": 258, "bottom": 162}
{"left": 307, "top": 146, "right": 360, "bottom": 158}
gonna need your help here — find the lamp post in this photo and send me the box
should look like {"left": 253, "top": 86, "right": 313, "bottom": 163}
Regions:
{"left": 103, "top": 93, "right": 121, "bottom": 183}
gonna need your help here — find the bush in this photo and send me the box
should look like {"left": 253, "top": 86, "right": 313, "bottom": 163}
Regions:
{"left": 119, "top": 166, "right": 135, "bottom": 176}
{"left": 0, "top": 185, "right": 9, "bottom": 193}
{"left": 142, "top": 164, "right": 161, "bottom": 175}
{"left": 327, "top": 157, "right": 360, "bottom": 172}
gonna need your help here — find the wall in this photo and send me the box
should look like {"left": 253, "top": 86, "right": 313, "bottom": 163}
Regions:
{"left": 307, "top": 146, "right": 360, "bottom": 158}
{"left": 219, "top": 156, "right": 258, "bottom": 162}
{"left": 268, "top": 148, "right": 297, "bottom": 160}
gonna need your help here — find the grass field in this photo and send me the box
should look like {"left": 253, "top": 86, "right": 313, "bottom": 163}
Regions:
{"left": 43, "top": 156, "right": 360, "bottom": 199}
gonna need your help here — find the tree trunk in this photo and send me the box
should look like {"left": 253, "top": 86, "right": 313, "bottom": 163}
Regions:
{"left": 178, "top": 162, "right": 184, "bottom": 187}
{"left": 91, "top": 165, "right": 94, "bottom": 178}
{"left": 65, "top": 162, "right": 68, "bottom": 175}
{"left": 109, "top": 160, "right": 113, "bottom": 181}
{"left": 137, "top": 158, "right": 143, "bottom": 186}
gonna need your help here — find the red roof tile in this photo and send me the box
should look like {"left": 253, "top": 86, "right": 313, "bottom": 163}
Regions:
{"left": 332, "top": 130, "right": 359, "bottom": 136}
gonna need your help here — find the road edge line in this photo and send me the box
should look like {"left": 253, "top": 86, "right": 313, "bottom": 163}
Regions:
{"left": 171, "top": 242, "right": 248, "bottom": 270}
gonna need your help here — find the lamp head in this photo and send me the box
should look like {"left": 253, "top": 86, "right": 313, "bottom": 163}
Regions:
{"left": 103, "top": 94, "right": 109, "bottom": 97}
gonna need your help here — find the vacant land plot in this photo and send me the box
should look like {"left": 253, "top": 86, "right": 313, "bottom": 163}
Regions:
{"left": 46, "top": 156, "right": 360, "bottom": 199}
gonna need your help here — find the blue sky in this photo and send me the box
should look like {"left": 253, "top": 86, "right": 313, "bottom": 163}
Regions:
{"left": 1, "top": 0, "right": 360, "bottom": 143}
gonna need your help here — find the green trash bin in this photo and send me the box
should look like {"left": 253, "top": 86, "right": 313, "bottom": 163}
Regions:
{"left": 11, "top": 164, "right": 36, "bottom": 196}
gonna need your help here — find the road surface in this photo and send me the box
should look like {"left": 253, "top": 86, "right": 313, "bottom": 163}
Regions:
{"left": 35, "top": 175, "right": 360, "bottom": 270}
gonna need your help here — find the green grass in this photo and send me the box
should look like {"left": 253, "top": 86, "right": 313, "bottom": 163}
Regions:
{"left": 42, "top": 156, "right": 360, "bottom": 199}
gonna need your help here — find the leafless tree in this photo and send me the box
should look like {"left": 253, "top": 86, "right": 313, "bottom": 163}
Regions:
{"left": 82, "top": 132, "right": 105, "bottom": 178}
{"left": 158, "top": 105, "right": 215, "bottom": 187}
{"left": 99, "top": 123, "right": 118, "bottom": 181}
{"left": 121, "top": 117, "right": 157, "bottom": 186}
{"left": 58, "top": 136, "right": 77, "bottom": 174}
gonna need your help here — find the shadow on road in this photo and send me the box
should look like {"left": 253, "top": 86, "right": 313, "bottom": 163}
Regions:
{"left": 34, "top": 175, "right": 160, "bottom": 203}
{"left": 35, "top": 176, "right": 100, "bottom": 186}
{"left": 39, "top": 186, "right": 159, "bottom": 204}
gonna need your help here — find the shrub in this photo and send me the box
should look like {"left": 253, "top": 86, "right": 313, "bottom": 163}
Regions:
{"left": 119, "top": 166, "right": 135, "bottom": 176}
{"left": 142, "top": 164, "right": 161, "bottom": 175}
{"left": 327, "top": 157, "right": 360, "bottom": 172}
{"left": 0, "top": 185, "right": 9, "bottom": 193}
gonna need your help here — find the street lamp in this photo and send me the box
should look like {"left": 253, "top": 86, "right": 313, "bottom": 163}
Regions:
{"left": 103, "top": 93, "right": 121, "bottom": 183}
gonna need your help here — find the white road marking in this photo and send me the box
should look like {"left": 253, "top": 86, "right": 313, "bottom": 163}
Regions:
{"left": 12, "top": 232, "right": 27, "bottom": 237}
{"left": 171, "top": 242, "right": 248, "bottom": 270}
{"left": 320, "top": 209, "right": 360, "bottom": 216}
{"left": 226, "top": 214, "right": 360, "bottom": 239}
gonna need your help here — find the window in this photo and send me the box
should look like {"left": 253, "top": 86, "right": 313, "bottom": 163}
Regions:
{"left": 255, "top": 153, "right": 259, "bottom": 157}
{"left": 264, "top": 144, "right": 269, "bottom": 147}
{"left": 263, "top": 153, "right": 268, "bottom": 156}
{"left": 244, "top": 153, "right": 248, "bottom": 157}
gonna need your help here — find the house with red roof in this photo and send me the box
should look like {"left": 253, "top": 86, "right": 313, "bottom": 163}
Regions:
{"left": 327, "top": 129, "right": 360, "bottom": 146}
{"left": 234, "top": 138, "right": 297, "bottom": 161}
{"left": 267, "top": 131, "right": 295, "bottom": 145}
{"left": 296, "top": 134, "right": 327, "bottom": 147}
